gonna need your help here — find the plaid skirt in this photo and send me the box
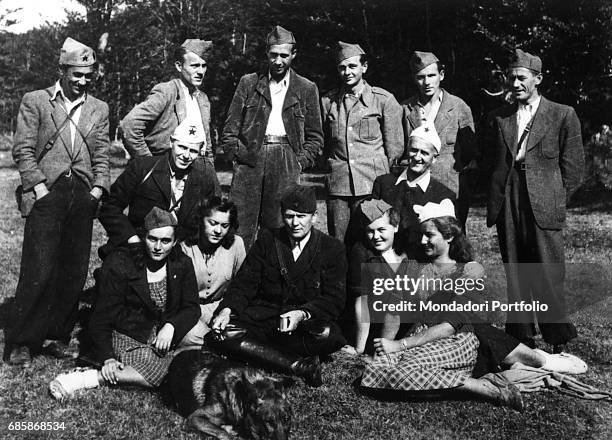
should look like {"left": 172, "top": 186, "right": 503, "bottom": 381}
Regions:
{"left": 112, "top": 330, "right": 174, "bottom": 387}
{"left": 361, "top": 332, "right": 479, "bottom": 391}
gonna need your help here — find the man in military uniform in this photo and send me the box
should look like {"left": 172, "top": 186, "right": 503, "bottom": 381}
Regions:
{"left": 121, "top": 39, "right": 214, "bottom": 164}
{"left": 401, "top": 51, "right": 477, "bottom": 227}
{"left": 6, "top": 38, "right": 110, "bottom": 365}
{"left": 222, "top": 26, "right": 323, "bottom": 250}
{"left": 321, "top": 41, "right": 403, "bottom": 245}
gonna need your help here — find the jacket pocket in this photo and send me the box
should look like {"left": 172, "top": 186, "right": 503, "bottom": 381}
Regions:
{"left": 360, "top": 115, "right": 380, "bottom": 141}
{"left": 541, "top": 142, "right": 559, "bottom": 158}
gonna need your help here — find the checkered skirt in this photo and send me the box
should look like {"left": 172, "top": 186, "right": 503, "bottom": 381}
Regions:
{"left": 361, "top": 331, "right": 479, "bottom": 391}
{"left": 111, "top": 330, "right": 173, "bottom": 387}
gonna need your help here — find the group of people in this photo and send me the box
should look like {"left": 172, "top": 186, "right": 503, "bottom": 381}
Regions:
{"left": 4, "top": 24, "right": 588, "bottom": 413}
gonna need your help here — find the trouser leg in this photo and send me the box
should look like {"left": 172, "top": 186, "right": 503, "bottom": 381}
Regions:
{"left": 47, "top": 177, "right": 94, "bottom": 341}
{"left": 230, "top": 159, "right": 265, "bottom": 251}
{"left": 326, "top": 197, "right": 350, "bottom": 241}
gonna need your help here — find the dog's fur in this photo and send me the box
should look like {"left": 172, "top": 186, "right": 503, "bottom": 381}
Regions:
{"left": 165, "top": 349, "right": 292, "bottom": 440}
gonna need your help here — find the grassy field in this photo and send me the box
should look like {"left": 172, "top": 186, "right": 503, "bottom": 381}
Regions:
{"left": 0, "top": 154, "right": 610, "bottom": 440}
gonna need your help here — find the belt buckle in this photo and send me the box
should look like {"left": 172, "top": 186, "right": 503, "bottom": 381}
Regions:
{"left": 515, "top": 162, "right": 526, "bottom": 171}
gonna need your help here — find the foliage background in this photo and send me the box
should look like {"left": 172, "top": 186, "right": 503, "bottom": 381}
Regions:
{"left": 1, "top": 0, "right": 611, "bottom": 141}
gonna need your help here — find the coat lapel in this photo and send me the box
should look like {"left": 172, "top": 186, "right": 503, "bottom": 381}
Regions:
{"left": 499, "top": 104, "right": 518, "bottom": 156}
{"left": 173, "top": 79, "right": 187, "bottom": 124}
{"left": 434, "top": 91, "right": 453, "bottom": 135}
{"left": 255, "top": 73, "right": 272, "bottom": 105}
{"left": 526, "top": 97, "right": 551, "bottom": 152}
{"left": 404, "top": 97, "right": 422, "bottom": 130}
{"left": 128, "top": 270, "right": 159, "bottom": 314}
{"left": 151, "top": 157, "right": 172, "bottom": 207}
{"left": 177, "top": 161, "right": 201, "bottom": 221}
{"left": 289, "top": 229, "right": 321, "bottom": 281}
{"left": 48, "top": 90, "right": 73, "bottom": 156}
{"left": 74, "top": 97, "right": 96, "bottom": 156}
{"left": 164, "top": 257, "right": 181, "bottom": 313}
{"left": 282, "top": 70, "right": 300, "bottom": 111}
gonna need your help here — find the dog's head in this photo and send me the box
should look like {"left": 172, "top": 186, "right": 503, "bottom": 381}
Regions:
{"left": 237, "top": 371, "right": 293, "bottom": 440}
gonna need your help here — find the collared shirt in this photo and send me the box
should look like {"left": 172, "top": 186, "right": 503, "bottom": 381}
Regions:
{"left": 416, "top": 90, "right": 443, "bottom": 125}
{"left": 265, "top": 70, "right": 290, "bottom": 136}
{"left": 515, "top": 95, "right": 541, "bottom": 162}
{"left": 290, "top": 230, "right": 311, "bottom": 261}
{"left": 395, "top": 169, "right": 431, "bottom": 192}
{"left": 52, "top": 81, "right": 86, "bottom": 153}
{"left": 168, "top": 166, "right": 188, "bottom": 214}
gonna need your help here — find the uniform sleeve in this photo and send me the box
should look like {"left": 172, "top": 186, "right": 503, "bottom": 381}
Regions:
{"left": 167, "top": 259, "right": 201, "bottom": 346}
{"left": 121, "top": 83, "right": 171, "bottom": 158}
{"left": 220, "top": 76, "right": 250, "bottom": 161}
{"left": 381, "top": 93, "right": 404, "bottom": 165}
{"left": 559, "top": 107, "right": 585, "bottom": 201}
{"left": 297, "top": 82, "right": 324, "bottom": 170}
{"left": 456, "top": 101, "right": 478, "bottom": 168}
{"left": 12, "top": 93, "right": 46, "bottom": 191}
{"left": 91, "top": 101, "right": 111, "bottom": 191}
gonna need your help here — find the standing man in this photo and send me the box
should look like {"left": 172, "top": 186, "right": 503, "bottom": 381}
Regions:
{"left": 221, "top": 25, "right": 323, "bottom": 250}
{"left": 99, "top": 119, "right": 220, "bottom": 249}
{"left": 210, "top": 186, "right": 347, "bottom": 387}
{"left": 401, "top": 51, "right": 477, "bottom": 227}
{"left": 6, "top": 38, "right": 110, "bottom": 365}
{"left": 321, "top": 41, "right": 403, "bottom": 244}
{"left": 121, "top": 39, "right": 214, "bottom": 163}
{"left": 483, "top": 49, "right": 584, "bottom": 352}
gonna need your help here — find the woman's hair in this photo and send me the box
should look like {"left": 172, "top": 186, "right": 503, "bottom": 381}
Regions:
{"left": 430, "top": 216, "right": 474, "bottom": 263}
{"left": 184, "top": 196, "right": 239, "bottom": 248}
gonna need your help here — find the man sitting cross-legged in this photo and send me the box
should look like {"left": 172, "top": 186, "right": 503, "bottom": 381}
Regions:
{"left": 209, "top": 186, "right": 347, "bottom": 387}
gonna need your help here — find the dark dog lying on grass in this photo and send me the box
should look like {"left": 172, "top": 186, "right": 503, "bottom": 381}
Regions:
{"left": 164, "top": 349, "right": 293, "bottom": 440}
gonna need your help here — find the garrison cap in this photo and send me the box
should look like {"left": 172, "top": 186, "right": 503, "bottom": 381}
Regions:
{"left": 335, "top": 41, "right": 365, "bottom": 64}
{"left": 360, "top": 199, "right": 393, "bottom": 224}
{"left": 410, "top": 123, "right": 442, "bottom": 153}
{"left": 509, "top": 49, "right": 542, "bottom": 73}
{"left": 280, "top": 186, "right": 316, "bottom": 213}
{"left": 409, "top": 51, "right": 439, "bottom": 73}
{"left": 171, "top": 118, "right": 206, "bottom": 144}
{"left": 267, "top": 25, "right": 296, "bottom": 46}
{"left": 144, "top": 207, "right": 178, "bottom": 230}
{"left": 413, "top": 198, "right": 456, "bottom": 224}
{"left": 59, "top": 37, "right": 96, "bottom": 67}
{"left": 181, "top": 39, "right": 213, "bottom": 59}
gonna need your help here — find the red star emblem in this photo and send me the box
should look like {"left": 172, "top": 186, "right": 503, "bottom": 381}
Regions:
{"left": 82, "top": 55, "right": 88, "bottom": 61}
{"left": 189, "top": 126, "right": 196, "bottom": 135}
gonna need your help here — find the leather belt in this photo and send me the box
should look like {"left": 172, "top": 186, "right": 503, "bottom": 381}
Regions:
{"left": 264, "top": 135, "right": 289, "bottom": 143}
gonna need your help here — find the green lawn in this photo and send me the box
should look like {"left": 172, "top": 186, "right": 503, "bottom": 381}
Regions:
{"left": 0, "top": 160, "right": 610, "bottom": 440}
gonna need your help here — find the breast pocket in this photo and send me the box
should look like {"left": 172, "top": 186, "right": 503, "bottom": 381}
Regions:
{"left": 360, "top": 115, "right": 381, "bottom": 141}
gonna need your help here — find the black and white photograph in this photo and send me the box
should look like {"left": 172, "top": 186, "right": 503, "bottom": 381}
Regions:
{"left": 0, "top": 0, "right": 610, "bottom": 439}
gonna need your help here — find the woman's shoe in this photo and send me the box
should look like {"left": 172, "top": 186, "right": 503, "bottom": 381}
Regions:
{"left": 49, "top": 368, "right": 99, "bottom": 401}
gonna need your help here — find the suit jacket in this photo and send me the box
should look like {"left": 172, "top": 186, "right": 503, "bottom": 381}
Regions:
{"left": 372, "top": 172, "right": 456, "bottom": 254}
{"left": 88, "top": 246, "right": 200, "bottom": 363}
{"left": 99, "top": 152, "right": 220, "bottom": 246}
{"left": 483, "top": 96, "right": 585, "bottom": 229}
{"left": 120, "top": 78, "right": 214, "bottom": 159}
{"left": 401, "top": 90, "right": 476, "bottom": 195}
{"left": 217, "top": 228, "right": 347, "bottom": 322}
{"left": 12, "top": 85, "right": 110, "bottom": 216}
{"left": 221, "top": 69, "right": 323, "bottom": 169}
{"left": 321, "top": 82, "right": 404, "bottom": 196}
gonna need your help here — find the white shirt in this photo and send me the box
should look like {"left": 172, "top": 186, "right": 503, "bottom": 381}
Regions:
{"left": 515, "top": 95, "right": 541, "bottom": 162}
{"left": 417, "top": 90, "right": 443, "bottom": 125}
{"left": 178, "top": 80, "right": 207, "bottom": 151}
{"left": 52, "top": 81, "right": 85, "bottom": 153}
{"left": 291, "top": 230, "right": 311, "bottom": 261}
{"left": 265, "top": 71, "right": 290, "bottom": 136}
{"left": 395, "top": 169, "right": 431, "bottom": 192}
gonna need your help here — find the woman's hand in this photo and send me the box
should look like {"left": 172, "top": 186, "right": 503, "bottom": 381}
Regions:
{"left": 153, "top": 323, "right": 175, "bottom": 354}
{"left": 101, "top": 358, "right": 124, "bottom": 385}
{"left": 373, "top": 337, "right": 406, "bottom": 356}
{"left": 210, "top": 308, "right": 232, "bottom": 333}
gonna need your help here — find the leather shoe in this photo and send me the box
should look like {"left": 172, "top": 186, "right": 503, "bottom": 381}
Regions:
{"left": 7, "top": 346, "right": 32, "bottom": 366}
{"left": 41, "top": 340, "right": 79, "bottom": 359}
{"left": 481, "top": 373, "right": 524, "bottom": 411}
{"left": 291, "top": 356, "right": 322, "bottom": 387}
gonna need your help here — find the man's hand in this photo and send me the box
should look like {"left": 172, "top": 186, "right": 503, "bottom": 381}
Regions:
{"left": 153, "top": 323, "right": 175, "bottom": 353}
{"left": 279, "top": 310, "right": 307, "bottom": 333}
{"left": 101, "top": 358, "right": 124, "bottom": 385}
{"left": 33, "top": 183, "right": 49, "bottom": 200}
{"left": 90, "top": 186, "right": 103, "bottom": 200}
{"left": 211, "top": 308, "right": 232, "bottom": 333}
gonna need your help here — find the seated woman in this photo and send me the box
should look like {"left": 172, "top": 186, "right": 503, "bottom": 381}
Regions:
{"left": 345, "top": 199, "right": 418, "bottom": 355}
{"left": 179, "top": 197, "right": 246, "bottom": 347}
{"left": 361, "top": 200, "right": 587, "bottom": 410}
{"left": 49, "top": 207, "right": 200, "bottom": 400}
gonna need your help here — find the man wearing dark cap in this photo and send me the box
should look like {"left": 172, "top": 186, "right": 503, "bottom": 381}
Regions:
{"left": 321, "top": 41, "right": 403, "bottom": 245}
{"left": 6, "top": 38, "right": 110, "bottom": 365}
{"left": 121, "top": 39, "right": 214, "bottom": 162}
{"left": 221, "top": 25, "right": 323, "bottom": 250}
{"left": 400, "top": 51, "right": 477, "bottom": 227}
{"left": 483, "top": 49, "right": 585, "bottom": 353}
{"left": 209, "top": 185, "right": 347, "bottom": 387}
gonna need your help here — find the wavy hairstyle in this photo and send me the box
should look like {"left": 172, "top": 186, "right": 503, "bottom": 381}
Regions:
{"left": 184, "top": 197, "right": 239, "bottom": 249}
{"left": 430, "top": 216, "right": 474, "bottom": 263}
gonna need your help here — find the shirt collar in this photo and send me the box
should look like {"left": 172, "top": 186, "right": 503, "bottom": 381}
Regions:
{"left": 519, "top": 95, "right": 541, "bottom": 113}
{"left": 395, "top": 169, "right": 431, "bottom": 191}
{"left": 178, "top": 78, "right": 200, "bottom": 98}
{"left": 290, "top": 230, "right": 311, "bottom": 250}
{"left": 52, "top": 80, "right": 86, "bottom": 105}
{"left": 417, "top": 89, "right": 443, "bottom": 108}
{"left": 268, "top": 69, "right": 291, "bottom": 87}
